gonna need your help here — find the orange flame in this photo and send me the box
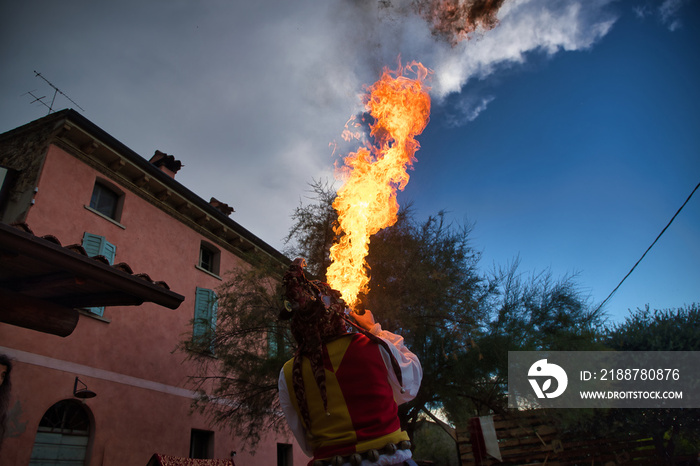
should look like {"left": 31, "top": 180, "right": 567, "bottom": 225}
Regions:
{"left": 326, "top": 61, "right": 431, "bottom": 310}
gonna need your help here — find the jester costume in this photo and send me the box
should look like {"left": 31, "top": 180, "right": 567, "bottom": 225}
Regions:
{"left": 278, "top": 259, "right": 422, "bottom": 466}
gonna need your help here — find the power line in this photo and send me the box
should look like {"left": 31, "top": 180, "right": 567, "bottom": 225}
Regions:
{"left": 594, "top": 180, "right": 700, "bottom": 314}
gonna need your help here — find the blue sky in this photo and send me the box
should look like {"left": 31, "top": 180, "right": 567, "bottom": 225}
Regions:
{"left": 1, "top": 0, "right": 697, "bottom": 323}
{"left": 404, "top": 2, "right": 700, "bottom": 322}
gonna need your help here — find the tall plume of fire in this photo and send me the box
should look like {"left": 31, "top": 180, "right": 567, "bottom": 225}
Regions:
{"left": 326, "top": 61, "right": 431, "bottom": 310}
{"left": 324, "top": 1, "right": 507, "bottom": 309}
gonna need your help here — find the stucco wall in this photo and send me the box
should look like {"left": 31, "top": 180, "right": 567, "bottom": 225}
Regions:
{"left": 0, "top": 142, "right": 309, "bottom": 465}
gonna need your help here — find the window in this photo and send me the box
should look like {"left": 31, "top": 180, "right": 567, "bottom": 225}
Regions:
{"left": 30, "top": 400, "right": 91, "bottom": 465}
{"left": 268, "top": 322, "right": 290, "bottom": 359}
{"left": 277, "top": 443, "right": 292, "bottom": 466}
{"left": 198, "top": 241, "right": 220, "bottom": 277}
{"left": 189, "top": 429, "right": 214, "bottom": 459}
{"left": 193, "top": 287, "right": 217, "bottom": 352}
{"left": 88, "top": 180, "right": 124, "bottom": 222}
{"left": 82, "top": 232, "right": 116, "bottom": 317}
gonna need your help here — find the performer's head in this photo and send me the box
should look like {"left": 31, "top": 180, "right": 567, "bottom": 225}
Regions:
{"left": 279, "top": 259, "right": 352, "bottom": 428}
{"left": 278, "top": 259, "right": 404, "bottom": 430}
{"left": 279, "top": 258, "right": 349, "bottom": 354}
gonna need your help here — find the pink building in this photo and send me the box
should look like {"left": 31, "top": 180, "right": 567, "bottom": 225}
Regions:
{"left": 0, "top": 110, "right": 309, "bottom": 465}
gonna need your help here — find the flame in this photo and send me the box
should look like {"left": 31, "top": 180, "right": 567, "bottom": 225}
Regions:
{"left": 326, "top": 61, "right": 431, "bottom": 310}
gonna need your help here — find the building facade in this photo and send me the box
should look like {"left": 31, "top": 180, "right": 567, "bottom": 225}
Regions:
{"left": 0, "top": 110, "right": 308, "bottom": 465}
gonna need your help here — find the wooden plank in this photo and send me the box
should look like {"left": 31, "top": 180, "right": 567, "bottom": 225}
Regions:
{"left": 458, "top": 412, "right": 670, "bottom": 466}
{"left": 501, "top": 426, "right": 558, "bottom": 441}
{"left": 498, "top": 434, "right": 558, "bottom": 449}
{"left": 0, "top": 287, "right": 79, "bottom": 337}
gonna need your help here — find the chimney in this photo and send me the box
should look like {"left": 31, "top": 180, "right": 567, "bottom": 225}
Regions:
{"left": 210, "top": 197, "right": 234, "bottom": 216}
{"left": 150, "top": 150, "right": 182, "bottom": 178}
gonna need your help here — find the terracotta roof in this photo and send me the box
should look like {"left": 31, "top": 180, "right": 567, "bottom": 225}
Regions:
{"left": 8, "top": 223, "right": 175, "bottom": 291}
{"left": 0, "top": 222, "right": 185, "bottom": 337}
{"left": 147, "top": 454, "right": 235, "bottom": 466}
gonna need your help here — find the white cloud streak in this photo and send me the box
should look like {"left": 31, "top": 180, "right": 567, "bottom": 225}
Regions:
{"left": 428, "top": 0, "right": 617, "bottom": 99}
{"left": 0, "top": 0, "right": 621, "bottom": 250}
{"left": 446, "top": 94, "right": 496, "bottom": 127}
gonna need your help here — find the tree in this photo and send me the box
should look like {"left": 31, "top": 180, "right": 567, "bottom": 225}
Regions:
{"left": 361, "top": 207, "right": 489, "bottom": 437}
{"left": 285, "top": 182, "right": 603, "bottom": 431}
{"left": 283, "top": 179, "right": 337, "bottom": 279}
{"left": 182, "top": 257, "right": 293, "bottom": 447}
{"left": 412, "top": 419, "right": 459, "bottom": 466}
{"left": 441, "top": 261, "right": 606, "bottom": 423}
{"left": 183, "top": 181, "right": 603, "bottom": 448}
{"left": 607, "top": 303, "right": 700, "bottom": 351}
{"left": 602, "top": 304, "right": 700, "bottom": 460}
{"left": 287, "top": 182, "right": 492, "bottom": 437}
{"left": 552, "top": 304, "right": 700, "bottom": 463}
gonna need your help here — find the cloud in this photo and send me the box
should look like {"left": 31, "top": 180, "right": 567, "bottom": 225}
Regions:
{"left": 633, "top": 4, "right": 653, "bottom": 18}
{"left": 180, "top": 0, "right": 620, "bottom": 245}
{"left": 445, "top": 94, "right": 496, "bottom": 127}
{"left": 632, "top": 0, "right": 689, "bottom": 31}
{"left": 326, "top": 0, "right": 617, "bottom": 100}
{"left": 0, "top": 0, "right": 622, "bottom": 250}
{"left": 428, "top": 0, "right": 618, "bottom": 99}
{"left": 659, "top": 0, "right": 687, "bottom": 31}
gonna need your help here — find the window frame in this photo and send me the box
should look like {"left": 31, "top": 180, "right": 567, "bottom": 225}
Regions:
{"left": 30, "top": 399, "right": 92, "bottom": 465}
{"left": 86, "top": 178, "right": 125, "bottom": 224}
{"left": 196, "top": 241, "right": 221, "bottom": 278}
{"left": 189, "top": 429, "right": 214, "bottom": 459}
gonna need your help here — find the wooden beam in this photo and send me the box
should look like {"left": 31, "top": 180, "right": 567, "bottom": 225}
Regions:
{"left": 134, "top": 174, "right": 151, "bottom": 188}
{"left": 195, "top": 214, "right": 210, "bottom": 226}
{"left": 157, "top": 189, "right": 172, "bottom": 202}
{"left": 0, "top": 288, "right": 79, "bottom": 337}
{"left": 109, "top": 158, "right": 125, "bottom": 172}
{"left": 81, "top": 140, "right": 99, "bottom": 155}
{"left": 6, "top": 272, "right": 84, "bottom": 295}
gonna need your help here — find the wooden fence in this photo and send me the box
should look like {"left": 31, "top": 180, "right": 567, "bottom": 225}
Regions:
{"left": 456, "top": 412, "right": 683, "bottom": 465}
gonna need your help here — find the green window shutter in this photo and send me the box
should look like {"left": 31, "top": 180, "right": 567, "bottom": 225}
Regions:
{"left": 267, "top": 324, "right": 278, "bottom": 357}
{"left": 267, "top": 322, "right": 291, "bottom": 359}
{"left": 193, "top": 287, "right": 217, "bottom": 352}
{"left": 101, "top": 241, "right": 116, "bottom": 264}
{"left": 82, "top": 233, "right": 103, "bottom": 257}
{"left": 81, "top": 233, "right": 116, "bottom": 316}
{"left": 81, "top": 232, "right": 116, "bottom": 264}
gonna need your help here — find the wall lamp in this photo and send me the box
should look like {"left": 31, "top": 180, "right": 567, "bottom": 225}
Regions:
{"left": 73, "top": 377, "right": 97, "bottom": 399}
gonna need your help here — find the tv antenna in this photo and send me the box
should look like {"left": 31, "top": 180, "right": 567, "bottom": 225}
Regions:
{"left": 24, "top": 70, "right": 85, "bottom": 114}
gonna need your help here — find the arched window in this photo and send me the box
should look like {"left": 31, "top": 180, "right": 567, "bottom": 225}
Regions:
{"left": 29, "top": 399, "right": 91, "bottom": 465}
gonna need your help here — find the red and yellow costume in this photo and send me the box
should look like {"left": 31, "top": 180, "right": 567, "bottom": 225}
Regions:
{"left": 277, "top": 258, "right": 422, "bottom": 466}
{"left": 278, "top": 322, "right": 422, "bottom": 464}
